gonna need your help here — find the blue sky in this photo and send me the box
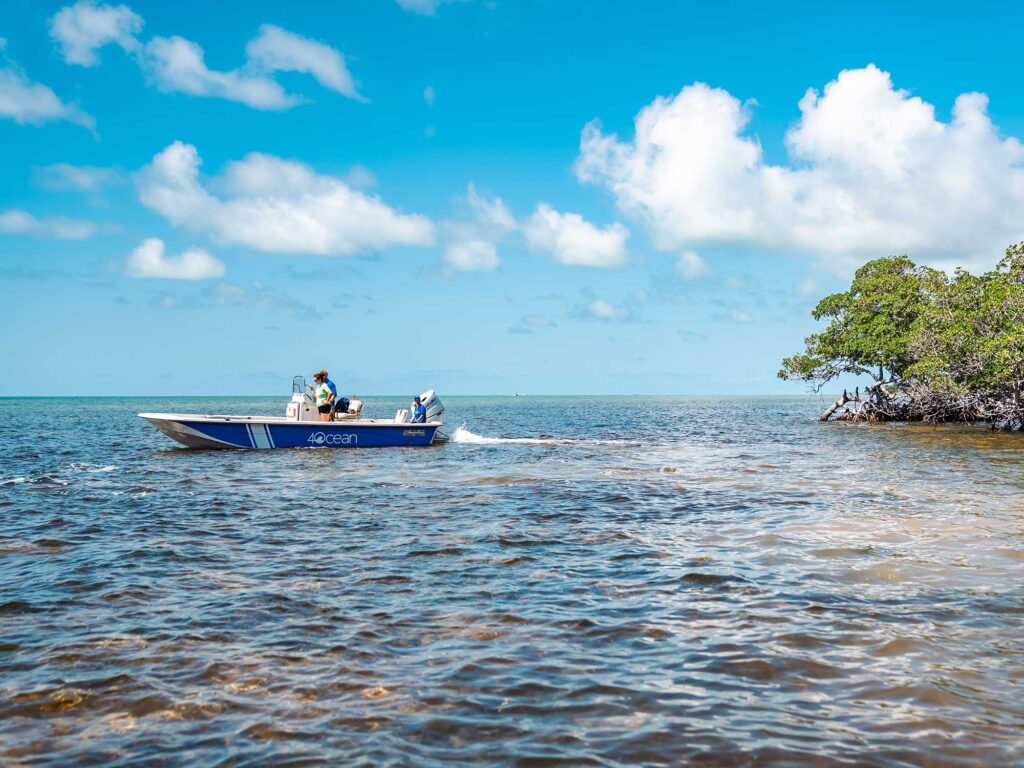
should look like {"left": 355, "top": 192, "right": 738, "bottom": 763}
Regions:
{"left": 3, "top": 0, "right": 1024, "bottom": 396}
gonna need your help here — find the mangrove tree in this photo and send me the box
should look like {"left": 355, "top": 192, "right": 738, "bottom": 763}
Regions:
{"left": 780, "top": 244, "right": 1024, "bottom": 430}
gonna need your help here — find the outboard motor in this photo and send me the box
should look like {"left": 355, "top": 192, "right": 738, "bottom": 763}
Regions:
{"left": 419, "top": 390, "right": 444, "bottom": 423}
{"left": 419, "top": 390, "right": 448, "bottom": 442}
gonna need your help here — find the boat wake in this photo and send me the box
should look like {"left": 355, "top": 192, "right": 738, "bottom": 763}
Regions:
{"left": 450, "top": 426, "right": 565, "bottom": 445}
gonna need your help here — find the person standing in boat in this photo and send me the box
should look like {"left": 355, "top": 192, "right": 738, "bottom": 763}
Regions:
{"left": 410, "top": 396, "right": 427, "bottom": 423}
{"left": 308, "top": 372, "right": 335, "bottom": 422}
{"left": 321, "top": 370, "right": 340, "bottom": 418}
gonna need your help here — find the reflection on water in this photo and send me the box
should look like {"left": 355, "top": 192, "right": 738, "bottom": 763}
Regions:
{"left": 1, "top": 396, "right": 1023, "bottom": 766}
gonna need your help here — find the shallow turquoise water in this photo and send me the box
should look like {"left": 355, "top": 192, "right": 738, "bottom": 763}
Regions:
{"left": 1, "top": 396, "right": 1023, "bottom": 765}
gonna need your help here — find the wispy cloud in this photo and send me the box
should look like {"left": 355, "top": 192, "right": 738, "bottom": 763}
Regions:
{"left": 443, "top": 240, "right": 498, "bottom": 271}
{"left": 675, "top": 250, "right": 708, "bottom": 279}
{"left": 0, "top": 209, "right": 97, "bottom": 239}
{"left": 345, "top": 165, "right": 377, "bottom": 189}
{"left": 442, "top": 186, "right": 631, "bottom": 272}
{"left": 0, "top": 41, "right": 95, "bottom": 129}
{"left": 395, "top": 0, "right": 471, "bottom": 15}
{"left": 678, "top": 329, "right": 708, "bottom": 342}
{"left": 210, "top": 281, "right": 324, "bottom": 320}
{"left": 245, "top": 25, "right": 364, "bottom": 101}
{"left": 796, "top": 277, "right": 819, "bottom": 296}
{"left": 571, "top": 295, "right": 640, "bottom": 323}
{"left": 507, "top": 314, "right": 556, "bottom": 335}
{"left": 151, "top": 280, "right": 324, "bottom": 320}
{"left": 50, "top": 1, "right": 364, "bottom": 109}
{"left": 586, "top": 298, "right": 627, "bottom": 319}
{"left": 143, "top": 35, "right": 298, "bottom": 110}
{"left": 441, "top": 183, "right": 515, "bottom": 272}
{"left": 34, "top": 162, "right": 123, "bottom": 191}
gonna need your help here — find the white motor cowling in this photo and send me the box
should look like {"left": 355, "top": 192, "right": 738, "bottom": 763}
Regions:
{"left": 419, "top": 390, "right": 444, "bottom": 423}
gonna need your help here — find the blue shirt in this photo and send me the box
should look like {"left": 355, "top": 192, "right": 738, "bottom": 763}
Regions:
{"left": 411, "top": 403, "right": 427, "bottom": 423}
{"left": 325, "top": 379, "right": 337, "bottom": 404}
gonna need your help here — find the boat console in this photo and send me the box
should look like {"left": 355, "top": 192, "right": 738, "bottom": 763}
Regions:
{"left": 285, "top": 376, "right": 444, "bottom": 428}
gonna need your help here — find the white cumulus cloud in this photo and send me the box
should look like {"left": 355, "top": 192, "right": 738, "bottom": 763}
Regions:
{"left": 49, "top": 0, "right": 142, "bottom": 66}
{"left": 125, "top": 237, "right": 225, "bottom": 280}
{"left": 524, "top": 203, "right": 629, "bottom": 268}
{"left": 136, "top": 141, "right": 435, "bottom": 256}
{"left": 0, "top": 209, "right": 97, "bottom": 239}
{"left": 576, "top": 65, "right": 1024, "bottom": 271}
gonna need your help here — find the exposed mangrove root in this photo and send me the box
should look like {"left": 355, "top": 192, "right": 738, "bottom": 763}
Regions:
{"left": 821, "top": 380, "right": 1024, "bottom": 431}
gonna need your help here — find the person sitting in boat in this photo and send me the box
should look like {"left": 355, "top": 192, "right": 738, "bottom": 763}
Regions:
{"left": 410, "top": 396, "right": 427, "bottom": 423}
{"left": 308, "top": 372, "right": 335, "bottom": 421}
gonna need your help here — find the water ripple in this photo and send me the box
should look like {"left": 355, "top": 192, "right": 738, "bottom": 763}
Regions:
{"left": 1, "top": 395, "right": 1023, "bottom": 765}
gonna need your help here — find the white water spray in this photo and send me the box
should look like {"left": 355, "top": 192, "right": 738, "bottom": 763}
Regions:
{"left": 449, "top": 425, "right": 564, "bottom": 445}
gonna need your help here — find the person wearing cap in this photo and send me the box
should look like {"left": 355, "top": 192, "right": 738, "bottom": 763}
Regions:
{"left": 320, "top": 370, "right": 340, "bottom": 417}
{"left": 410, "top": 396, "right": 427, "bottom": 423}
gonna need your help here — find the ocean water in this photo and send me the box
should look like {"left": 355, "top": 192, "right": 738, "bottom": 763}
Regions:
{"left": 1, "top": 395, "right": 1023, "bottom": 766}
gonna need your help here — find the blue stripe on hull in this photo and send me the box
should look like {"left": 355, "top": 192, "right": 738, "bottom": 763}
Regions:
{"left": 182, "top": 421, "right": 437, "bottom": 449}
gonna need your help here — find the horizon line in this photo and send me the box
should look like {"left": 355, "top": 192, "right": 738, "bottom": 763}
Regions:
{"left": 0, "top": 392, "right": 833, "bottom": 399}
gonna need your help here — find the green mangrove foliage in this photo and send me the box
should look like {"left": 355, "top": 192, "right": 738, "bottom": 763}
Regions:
{"left": 780, "top": 244, "right": 1024, "bottom": 429}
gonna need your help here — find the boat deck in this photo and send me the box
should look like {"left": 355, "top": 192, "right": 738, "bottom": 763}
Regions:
{"left": 139, "top": 413, "right": 441, "bottom": 427}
